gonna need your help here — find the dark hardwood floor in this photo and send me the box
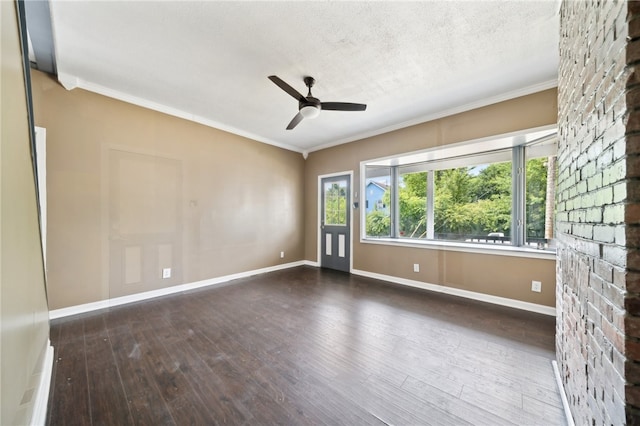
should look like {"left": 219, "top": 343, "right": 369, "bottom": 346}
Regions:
{"left": 47, "top": 266, "right": 566, "bottom": 425}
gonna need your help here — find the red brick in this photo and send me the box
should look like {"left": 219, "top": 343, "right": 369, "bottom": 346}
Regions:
{"left": 628, "top": 204, "right": 640, "bottom": 225}
{"left": 628, "top": 110, "right": 640, "bottom": 132}
{"left": 631, "top": 17, "right": 640, "bottom": 41}
{"left": 604, "top": 318, "right": 626, "bottom": 353}
{"left": 559, "top": 0, "right": 633, "bottom": 422}
{"left": 626, "top": 40, "right": 640, "bottom": 65}
{"left": 628, "top": 183, "right": 640, "bottom": 203}
{"left": 628, "top": 316, "right": 640, "bottom": 340}
{"left": 627, "top": 271, "right": 640, "bottom": 292}
{"left": 627, "top": 408, "right": 640, "bottom": 426}
{"left": 628, "top": 68, "right": 640, "bottom": 88}
{"left": 628, "top": 384, "right": 640, "bottom": 408}
{"left": 627, "top": 339, "right": 640, "bottom": 361}
{"left": 628, "top": 297, "right": 640, "bottom": 316}
{"left": 630, "top": 1, "right": 640, "bottom": 17}
{"left": 628, "top": 134, "right": 640, "bottom": 155}
{"left": 629, "top": 86, "right": 640, "bottom": 109}
{"left": 631, "top": 248, "right": 640, "bottom": 271}
{"left": 628, "top": 227, "right": 640, "bottom": 248}
{"left": 629, "top": 155, "right": 640, "bottom": 178}
{"left": 614, "top": 306, "right": 626, "bottom": 330}
{"left": 627, "top": 361, "right": 640, "bottom": 384}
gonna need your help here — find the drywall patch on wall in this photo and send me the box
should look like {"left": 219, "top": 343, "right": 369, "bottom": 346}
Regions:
{"left": 107, "top": 148, "right": 183, "bottom": 298}
{"left": 30, "top": 69, "right": 306, "bottom": 310}
{"left": 123, "top": 246, "right": 142, "bottom": 285}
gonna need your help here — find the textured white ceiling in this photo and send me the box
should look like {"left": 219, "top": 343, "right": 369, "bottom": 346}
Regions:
{"left": 49, "top": 1, "right": 559, "bottom": 153}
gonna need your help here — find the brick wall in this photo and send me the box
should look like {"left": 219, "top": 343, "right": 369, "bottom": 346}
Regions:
{"left": 557, "top": 0, "right": 640, "bottom": 423}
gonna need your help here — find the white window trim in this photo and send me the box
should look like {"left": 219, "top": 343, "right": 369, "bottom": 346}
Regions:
{"left": 359, "top": 125, "right": 557, "bottom": 258}
{"left": 361, "top": 237, "right": 556, "bottom": 260}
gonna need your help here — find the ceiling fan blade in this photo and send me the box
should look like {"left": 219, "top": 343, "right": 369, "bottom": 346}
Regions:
{"left": 286, "top": 112, "right": 304, "bottom": 130}
{"left": 268, "top": 76, "right": 306, "bottom": 103}
{"left": 321, "top": 102, "right": 367, "bottom": 111}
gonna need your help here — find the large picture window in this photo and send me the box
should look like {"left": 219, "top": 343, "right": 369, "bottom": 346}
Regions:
{"left": 362, "top": 128, "right": 557, "bottom": 251}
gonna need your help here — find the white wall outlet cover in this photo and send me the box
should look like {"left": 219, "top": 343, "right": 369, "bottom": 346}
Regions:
{"left": 413, "top": 264, "right": 420, "bottom": 272}
{"left": 162, "top": 268, "right": 171, "bottom": 279}
{"left": 531, "top": 280, "right": 542, "bottom": 292}
{"left": 280, "top": 251, "right": 285, "bottom": 258}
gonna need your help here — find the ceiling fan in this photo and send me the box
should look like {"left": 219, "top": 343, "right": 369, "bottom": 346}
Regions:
{"left": 268, "top": 75, "right": 367, "bottom": 130}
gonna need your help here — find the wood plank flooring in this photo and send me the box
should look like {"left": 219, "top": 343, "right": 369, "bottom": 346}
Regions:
{"left": 47, "top": 266, "right": 566, "bottom": 425}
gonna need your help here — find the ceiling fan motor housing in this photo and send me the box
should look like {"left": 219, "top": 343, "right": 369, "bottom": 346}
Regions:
{"left": 304, "top": 76, "right": 315, "bottom": 88}
{"left": 301, "top": 76, "right": 321, "bottom": 116}
{"left": 300, "top": 96, "right": 320, "bottom": 108}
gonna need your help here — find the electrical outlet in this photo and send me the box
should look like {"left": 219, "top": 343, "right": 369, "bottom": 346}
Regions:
{"left": 162, "top": 268, "right": 171, "bottom": 279}
{"left": 413, "top": 264, "right": 420, "bottom": 273}
{"left": 531, "top": 280, "right": 542, "bottom": 292}
{"left": 280, "top": 251, "right": 285, "bottom": 259}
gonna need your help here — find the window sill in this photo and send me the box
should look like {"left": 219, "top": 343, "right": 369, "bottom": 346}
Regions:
{"left": 360, "top": 237, "right": 557, "bottom": 260}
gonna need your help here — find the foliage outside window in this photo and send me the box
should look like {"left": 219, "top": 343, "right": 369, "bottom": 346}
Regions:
{"left": 433, "top": 162, "right": 512, "bottom": 242}
{"left": 363, "top": 134, "right": 557, "bottom": 250}
{"left": 526, "top": 153, "right": 557, "bottom": 248}
{"left": 324, "top": 181, "right": 348, "bottom": 226}
{"left": 365, "top": 167, "right": 391, "bottom": 237}
{"left": 399, "top": 171, "right": 427, "bottom": 238}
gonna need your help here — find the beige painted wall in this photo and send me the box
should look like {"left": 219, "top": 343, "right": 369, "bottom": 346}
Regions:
{"left": 31, "top": 70, "right": 305, "bottom": 310}
{"left": 305, "top": 89, "right": 558, "bottom": 307}
{"left": 1, "top": 2, "right": 50, "bottom": 424}
{"left": 31, "top": 65, "right": 557, "bottom": 311}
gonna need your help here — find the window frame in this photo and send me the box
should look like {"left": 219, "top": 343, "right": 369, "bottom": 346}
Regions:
{"left": 359, "top": 126, "right": 557, "bottom": 259}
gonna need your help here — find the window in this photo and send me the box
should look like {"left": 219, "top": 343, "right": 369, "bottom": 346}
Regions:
{"left": 525, "top": 137, "right": 557, "bottom": 249}
{"left": 433, "top": 158, "right": 512, "bottom": 243}
{"left": 364, "top": 167, "right": 391, "bottom": 237}
{"left": 362, "top": 128, "right": 557, "bottom": 251}
{"left": 398, "top": 170, "right": 427, "bottom": 238}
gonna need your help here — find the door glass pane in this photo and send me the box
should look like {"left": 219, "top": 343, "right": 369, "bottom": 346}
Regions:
{"left": 324, "top": 180, "right": 347, "bottom": 226}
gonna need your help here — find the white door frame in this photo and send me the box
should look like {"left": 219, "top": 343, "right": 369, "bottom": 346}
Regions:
{"left": 317, "top": 170, "right": 354, "bottom": 272}
{"left": 35, "top": 126, "right": 47, "bottom": 269}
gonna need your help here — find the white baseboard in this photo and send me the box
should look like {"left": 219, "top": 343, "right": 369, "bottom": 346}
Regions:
{"left": 50, "top": 261, "right": 555, "bottom": 319}
{"left": 49, "top": 261, "right": 306, "bottom": 319}
{"left": 552, "top": 360, "right": 575, "bottom": 426}
{"left": 351, "top": 268, "right": 556, "bottom": 316}
{"left": 32, "top": 341, "right": 54, "bottom": 426}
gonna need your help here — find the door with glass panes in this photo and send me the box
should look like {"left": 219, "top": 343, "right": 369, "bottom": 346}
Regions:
{"left": 320, "top": 175, "right": 350, "bottom": 272}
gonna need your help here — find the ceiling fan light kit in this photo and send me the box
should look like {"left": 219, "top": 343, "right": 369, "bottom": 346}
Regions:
{"left": 300, "top": 105, "right": 320, "bottom": 119}
{"left": 268, "top": 75, "right": 367, "bottom": 130}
